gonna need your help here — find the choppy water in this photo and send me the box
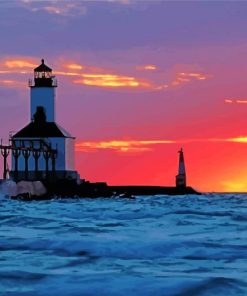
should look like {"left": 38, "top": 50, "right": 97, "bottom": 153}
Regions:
{"left": 1, "top": 194, "right": 247, "bottom": 296}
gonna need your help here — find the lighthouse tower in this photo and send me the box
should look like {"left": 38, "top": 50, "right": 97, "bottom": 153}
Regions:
{"left": 175, "top": 148, "right": 186, "bottom": 187}
{"left": 30, "top": 59, "right": 56, "bottom": 122}
{"left": 10, "top": 59, "right": 79, "bottom": 182}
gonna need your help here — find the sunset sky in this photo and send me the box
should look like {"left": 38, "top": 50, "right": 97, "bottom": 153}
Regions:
{"left": 1, "top": 0, "right": 247, "bottom": 192}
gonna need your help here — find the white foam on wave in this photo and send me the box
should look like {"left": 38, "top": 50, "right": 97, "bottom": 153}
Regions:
{"left": 0, "top": 180, "right": 46, "bottom": 197}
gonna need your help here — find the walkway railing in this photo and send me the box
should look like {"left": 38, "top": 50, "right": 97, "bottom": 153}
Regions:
{"left": 0, "top": 139, "right": 57, "bottom": 181}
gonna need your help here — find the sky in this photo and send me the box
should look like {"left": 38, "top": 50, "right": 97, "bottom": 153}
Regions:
{"left": 0, "top": 0, "right": 247, "bottom": 192}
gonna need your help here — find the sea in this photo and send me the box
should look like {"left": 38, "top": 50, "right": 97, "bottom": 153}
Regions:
{"left": 1, "top": 193, "right": 247, "bottom": 296}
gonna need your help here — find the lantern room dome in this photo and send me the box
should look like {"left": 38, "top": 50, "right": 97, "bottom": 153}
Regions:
{"left": 34, "top": 59, "right": 52, "bottom": 72}
{"left": 29, "top": 59, "right": 57, "bottom": 88}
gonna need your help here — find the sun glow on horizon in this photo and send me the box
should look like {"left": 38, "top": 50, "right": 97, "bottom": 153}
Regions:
{"left": 226, "top": 137, "right": 247, "bottom": 143}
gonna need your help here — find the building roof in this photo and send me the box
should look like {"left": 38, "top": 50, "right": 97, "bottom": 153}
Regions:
{"left": 34, "top": 59, "right": 52, "bottom": 72}
{"left": 12, "top": 122, "right": 73, "bottom": 138}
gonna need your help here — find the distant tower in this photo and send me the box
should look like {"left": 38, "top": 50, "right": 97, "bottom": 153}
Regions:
{"left": 176, "top": 148, "right": 186, "bottom": 187}
{"left": 10, "top": 59, "right": 79, "bottom": 181}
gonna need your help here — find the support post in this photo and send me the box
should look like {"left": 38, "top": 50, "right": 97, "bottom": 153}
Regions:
{"left": 22, "top": 149, "right": 31, "bottom": 180}
{"left": 0, "top": 140, "right": 10, "bottom": 180}
{"left": 51, "top": 150, "right": 57, "bottom": 180}
{"left": 12, "top": 148, "right": 21, "bottom": 181}
{"left": 33, "top": 149, "right": 41, "bottom": 180}
{"left": 43, "top": 150, "right": 50, "bottom": 180}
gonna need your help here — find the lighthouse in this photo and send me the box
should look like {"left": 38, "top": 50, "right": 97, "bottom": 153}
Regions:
{"left": 175, "top": 148, "right": 186, "bottom": 187}
{"left": 10, "top": 59, "right": 79, "bottom": 182}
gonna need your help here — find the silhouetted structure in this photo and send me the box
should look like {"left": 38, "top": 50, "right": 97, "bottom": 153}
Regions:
{"left": 176, "top": 148, "right": 186, "bottom": 187}
{"left": 9, "top": 59, "right": 79, "bottom": 181}
{"left": 0, "top": 59, "right": 200, "bottom": 199}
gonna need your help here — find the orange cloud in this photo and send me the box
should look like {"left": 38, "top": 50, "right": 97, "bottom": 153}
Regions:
{"left": 0, "top": 58, "right": 155, "bottom": 90}
{"left": 74, "top": 74, "right": 151, "bottom": 89}
{"left": 0, "top": 80, "right": 15, "bottom": 85}
{"left": 108, "top": 0, "right": 132, "bottom": 4}
{"left": 66, "top": 64, "right": 84, "bottom": 70}
{"left": 172, "top": 72, "right": 208, "bottom": 86}
{"left": 75, "top": 137, "right": 247, "bottom": 152}
{"left": 76, "top": 139, "right": 175, "bottom": 153}
{"left": 0, "top": 58, "right": 209, "bottom": 91}
{"left": 178, "top": 137, "right": 247, "bottom": 144}
{"left": 154, "top": 84, "right": 169, "bottom": 90}
{"left": 181, "top": 136, "right": 247, "bottom": 144}
{"left": 4, "top": 60, "right": 36, "bottom": 69}
{"left": 136, "top": 64, "right": 158, "bottom": 71}
{"left": 24, "top": 2, "right": 88, "bottom": 17}
{"left": 55, "top": 71, "right": 81, "bottom": 77}
{"left": 0, "top": 79, "right": 26, "bottom": 88}
{"left": 180, "top": 72, "right": 207, "bottom": 80}
{"left": 236, "top": 100, "right": 247, "bottom": 104}
{"left": 63, "top": 63, "right": 110, "bottom": 74}
{"left": 33, "top": 6, "right": 62, "bottom": 14}
{"left": 0, "top": 70, "right": 13, "bottom": 74}
{"left": 225, "top": 99, "right": 247, "bottom": 104}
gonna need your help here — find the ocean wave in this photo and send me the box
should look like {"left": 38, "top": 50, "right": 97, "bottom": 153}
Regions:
{"left": 1, "top": 236, "right": 247, "bottom": 263}
{"left": 1, "top": 194, "right": 247, "bottom": 295}
{"left": 169, "top": 209, "right": 233, "bottom": 217}
{"left": 2, "top": 275, "right": 245, "bottom": 296}
{"left": 173, "top": 277, "right": 247, "bottom": 296}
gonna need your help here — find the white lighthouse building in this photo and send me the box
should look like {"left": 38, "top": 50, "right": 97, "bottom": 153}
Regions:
{"left": 10, "top": 59, "right": 78, "bottom": 181}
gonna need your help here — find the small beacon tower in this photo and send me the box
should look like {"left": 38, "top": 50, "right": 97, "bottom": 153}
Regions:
{"left": 10, "top": 59, "right": 79, "bottom": 181}
{"left": 175, "top": 148, "right": 186, "bottom": 187}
